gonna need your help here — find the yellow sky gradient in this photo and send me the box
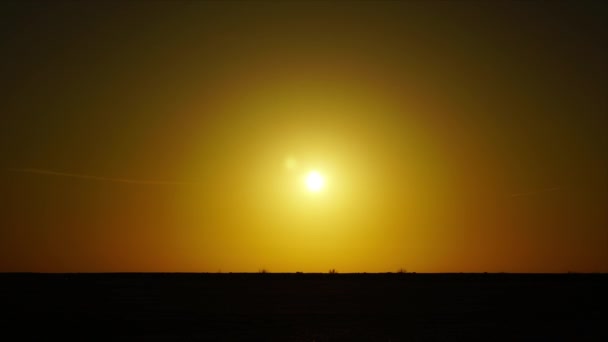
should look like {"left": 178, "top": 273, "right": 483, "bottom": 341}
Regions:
{"left": 0, "top": 1, "right": 606, "bottom": 273}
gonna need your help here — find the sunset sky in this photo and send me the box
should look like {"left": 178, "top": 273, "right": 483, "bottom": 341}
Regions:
{"left": 1, "top": 1, "right": 606, "bottom": 273}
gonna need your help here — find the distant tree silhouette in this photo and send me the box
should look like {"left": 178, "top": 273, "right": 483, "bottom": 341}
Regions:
{"left": 328, "top": 269, "right": 337, "bottom": 274}
{"left": 259, "top": 268, "right": 269, "bottom": 274}
{"left": 397, "top": 268, "right": 407, "bottom": 274}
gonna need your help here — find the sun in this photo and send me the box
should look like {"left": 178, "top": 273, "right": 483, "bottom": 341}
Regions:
{"left": 304, "top": 170, "right": 325, "bottom": 192}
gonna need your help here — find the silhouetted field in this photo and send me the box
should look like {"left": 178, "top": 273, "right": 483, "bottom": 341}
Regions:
{"left": 1, "top": 273, "right": 606, "bottom": 340}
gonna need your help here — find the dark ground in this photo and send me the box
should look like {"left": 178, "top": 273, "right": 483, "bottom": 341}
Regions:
{"left": 1, "top": 273, "right": 606, "bottom": 341}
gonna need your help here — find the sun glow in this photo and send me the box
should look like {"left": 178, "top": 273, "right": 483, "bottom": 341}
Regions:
{"left": 304, "top": 170, "right": 325, "bottom": 192}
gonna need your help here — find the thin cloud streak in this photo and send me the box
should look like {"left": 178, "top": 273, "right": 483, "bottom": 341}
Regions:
{"left": 511, "top": 186, "right": 562, "bottom": 198}
{"left": 7, "top": 168, "right": 202, "bottom": 185}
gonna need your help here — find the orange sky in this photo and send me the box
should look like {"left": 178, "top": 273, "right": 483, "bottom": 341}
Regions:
{"left": 1, "top": 1, "right": 606, "bottom": 273}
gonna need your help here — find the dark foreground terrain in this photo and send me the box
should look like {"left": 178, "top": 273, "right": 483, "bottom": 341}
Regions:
{"left": 1, "top": 273, "right": 606, "bottom": 340}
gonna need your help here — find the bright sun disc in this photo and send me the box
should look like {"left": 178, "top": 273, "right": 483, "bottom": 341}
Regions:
{"left": 305, "top": 170, "right": 325, "bottom": 192}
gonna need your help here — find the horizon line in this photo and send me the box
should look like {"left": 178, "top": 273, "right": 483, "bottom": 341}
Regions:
{"left": 1, "top": 271, "right": 605, "bottom": 275}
